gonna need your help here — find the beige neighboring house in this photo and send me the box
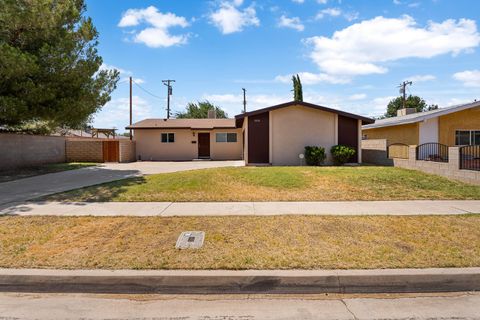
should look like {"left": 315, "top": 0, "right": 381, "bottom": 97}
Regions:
{"left": 362, "top": 100, "right": 480, "bottom": 146}
{"left": 127, "top": 101, "right": 374, "bottom": 164}
{"left": 127, "top": 118, "right": 243, "bottom": 161}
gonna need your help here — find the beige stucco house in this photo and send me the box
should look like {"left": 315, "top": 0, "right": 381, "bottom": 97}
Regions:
{"left": 127, "top": 101, "right": 374, "bottom": 164}
{"left": 235, "top": 101, "right": 374, "bottom": 165}
{"left": 362, "top": 100, "right": 480, "bottom": 146}
{"left": 126, "top": 118, "right": 243, "bottom": 161}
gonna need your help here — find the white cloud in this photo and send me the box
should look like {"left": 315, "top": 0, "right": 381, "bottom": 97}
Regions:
{"left": 275, "top": 72, "right": 350, "bottom": 85}
{"left": 118, "top": 6, "right": 189, "bottom": 48}
{"left": 93, "top": 96, "right": 154, "bottom": 129}
{"left": 349, "top": 93, "right": 367, "bottom": 100}
{"left": 453, "top": 70, "right": 480, "bottom": 87}
{"left": 209, "top": 1, "right": 259, "bottom": 34}
{"left": 278, "top": 15, "right": 305, "bottom": 31}
{"left": 315, "top": 7, "right": 341, "bottom": 19}
{"left": 407, "top": 74, "right": 436, "bottom": 83}
{"left": 292, "top": 0, "right": 305, "bottom": 3}
{"left": 317, "top": 0, "right": 328, "bottom": 4}
{"left": 315, "top": 7, "right": 358, "bottom": 21}
{"left": 306, "top": 16, "right": 480, "bottom": 77}
{"left": 100, "top": 63, "right": 146, "bottom": 84}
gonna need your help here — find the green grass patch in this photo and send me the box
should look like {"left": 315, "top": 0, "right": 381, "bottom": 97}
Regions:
{"left": 44, "top": 166, "right": 480, "bottom": 202}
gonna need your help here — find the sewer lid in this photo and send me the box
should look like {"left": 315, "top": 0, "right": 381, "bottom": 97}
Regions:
{"left": 175, "top": 231, "right": 205, "bottom": 249}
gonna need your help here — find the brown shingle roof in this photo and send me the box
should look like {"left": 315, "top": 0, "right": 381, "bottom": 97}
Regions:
{"left": 235, "top": 101, "right": 374, "bottom": 125}
{"left": 126, "top": 118, "right": 236, "bottom": 130}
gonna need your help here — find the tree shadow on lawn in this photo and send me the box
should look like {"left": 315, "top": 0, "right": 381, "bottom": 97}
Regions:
{"left": 43, "top": 176, "right": 148, "bottom": 202}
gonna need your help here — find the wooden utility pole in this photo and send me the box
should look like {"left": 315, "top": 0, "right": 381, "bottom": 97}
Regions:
{"left": 129, "top": 76, "right": 132, "bottom": 140}
{"left": 242, "top": 88, "right": 246, "bottom": 113}
{"left": 162, "top": 79, "right": 175, "bottom": 119}
{"left": 399, "top": 80, "right": 412, "bottom": 109}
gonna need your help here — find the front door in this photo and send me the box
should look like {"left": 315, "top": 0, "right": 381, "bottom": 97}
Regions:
{"left": 248, "top": 112, "right": 269, "bottom": 163}
{"left": 198, "top": 133, "right": 210, "bottom": 158}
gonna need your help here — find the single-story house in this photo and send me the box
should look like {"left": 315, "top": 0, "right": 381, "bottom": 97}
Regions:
{"left": 126, "top": 118, "right": 243, "bottom": 161}
{"left": 127, "top": 101, "right": 374, "bottom": 164}
{"left": 362, "top": 100, "right": 480, "bottom": 146}
{"left": 235, "top": 101, "right": 374, "bottom": 165}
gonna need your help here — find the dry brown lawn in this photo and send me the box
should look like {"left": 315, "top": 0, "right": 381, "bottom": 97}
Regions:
{"left": 1, "top": 215, "right": 479, "bottom": 270}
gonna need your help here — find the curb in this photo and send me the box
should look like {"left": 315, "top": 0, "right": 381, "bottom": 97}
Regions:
{"left": 0, "top": 268, "right": 479, "bottom": 294}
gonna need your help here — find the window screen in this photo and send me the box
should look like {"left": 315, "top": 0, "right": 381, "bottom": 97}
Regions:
{"left": 161, "top": 133, "right": 175, "bottom": 143}
{"left": 473, "top": 131, "right": 480, "bottom": 146}
{"left": 216, "top": 133, "right": 237, "bottom": 143}
{"left": 227, "top": 133, "right": 237, "bottom": 142}
{"left": 456, "top": 131, "right": 470, "bottom": 145}
{"left": 216, "top": 133, "right": 227, "bottom": 142}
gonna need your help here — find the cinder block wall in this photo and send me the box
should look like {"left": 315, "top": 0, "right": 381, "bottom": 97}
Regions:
{"left": 66, "top": 139, "right": 103, "bottom": 163}
{"left": 119, "top": 140, "right": 136, "bottom": 163}
{"left": 0, "top": 133, "right": 66, "bottom": 169}
{"left": 361, "top": 139, "right": 393, "bottom": 166}
{"left": 393, "top": 146, "right": 480, "bottom": 185}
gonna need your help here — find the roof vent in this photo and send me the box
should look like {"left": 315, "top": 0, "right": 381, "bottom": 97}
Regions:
{"left": 397, "top": 108, "right": 417, "bottom": 117}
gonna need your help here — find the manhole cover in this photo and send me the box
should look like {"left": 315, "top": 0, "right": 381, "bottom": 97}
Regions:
{"left": 175, "top": 231, "right": 205, "bottom": 249}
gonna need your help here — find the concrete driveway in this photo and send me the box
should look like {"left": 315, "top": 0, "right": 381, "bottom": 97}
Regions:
{"left": 0, "top": 160, "right": 244, "bottom": 206}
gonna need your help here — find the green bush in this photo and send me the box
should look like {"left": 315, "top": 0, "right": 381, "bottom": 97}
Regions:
{"left": 331, "top": 145, "right": 356, "bottom": 165}
{"left": 304, "top": 146, "right": 326, "bottom": 166}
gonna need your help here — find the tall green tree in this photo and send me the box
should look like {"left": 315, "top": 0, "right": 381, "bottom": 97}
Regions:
{"left": 384, "top": 95, "right": 438, "bottom": 118}
{"left": 175, "top": 101, "right": 228, "bottom": 119}
{"left": 0, "top": 0, "right": 119, "bottom": 132}
{"left": 292, "top": 74, "right": 303, "bottom": 102}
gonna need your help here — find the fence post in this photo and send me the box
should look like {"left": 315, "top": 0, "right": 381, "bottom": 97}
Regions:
{"left": 409, "top": 145, "right": 417, "bottom": 166}
{"left": 448, "top": 147, "right": 460, "bottom": 171}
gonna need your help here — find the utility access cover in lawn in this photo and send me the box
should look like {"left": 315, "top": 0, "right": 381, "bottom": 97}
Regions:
{"left": 175, "top": 231, "right": 205, "bottom": 249}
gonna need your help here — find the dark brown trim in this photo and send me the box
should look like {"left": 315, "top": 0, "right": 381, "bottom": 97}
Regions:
{"left": 235, "top": 101, "right": 374, "bottom": 126}
{"left": 248, "top": 112, "right": 269, "bottom": 164}
{"left": 125, "top": 126, "right": 237, "bottom": 130}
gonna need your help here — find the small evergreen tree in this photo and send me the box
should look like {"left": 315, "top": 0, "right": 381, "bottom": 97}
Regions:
{"left": 292, "top": 74, "right": 303, "bottom": 102}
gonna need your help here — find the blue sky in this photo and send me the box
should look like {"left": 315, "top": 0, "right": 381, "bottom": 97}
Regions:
{"left": 87, "top": 0, "right": 480, "bottom": 132}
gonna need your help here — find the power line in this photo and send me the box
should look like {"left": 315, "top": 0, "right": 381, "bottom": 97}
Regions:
{"left": 132, "top": 80, "right": 164, "bottom": 100}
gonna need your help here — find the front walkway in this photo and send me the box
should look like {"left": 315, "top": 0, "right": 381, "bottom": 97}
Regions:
{"left": 0, "top": 161, "right": 244, "bottom": 206}
{"left": 2, "top": 200, "right": 480, "bottom": 216}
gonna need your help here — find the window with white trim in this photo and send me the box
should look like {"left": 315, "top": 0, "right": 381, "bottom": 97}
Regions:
{"left": 455, "top": 130, "right": 480, "bottom": 146}
{"left": 161, "top": 133, "right": 175, "bottom": 143}
{"left": 215, "top": 133, "right": 237, "bottom": 143}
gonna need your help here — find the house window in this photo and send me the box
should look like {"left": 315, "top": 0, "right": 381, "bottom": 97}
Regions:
{"left": 216, "top": 133, "right": 237, "bottom": 143}
{"left": 161, "top": 133, "right": 175, "bottom": 143}
{"left": 455, "top": 130, "right": 480, "bottom": 146}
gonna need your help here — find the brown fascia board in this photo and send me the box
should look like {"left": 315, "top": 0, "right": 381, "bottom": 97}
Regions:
{"left": 235, "top": 101, "right": 375, "bottom": 125}
{"left": 125, "top": 126, "right": 236, "bottom": 130}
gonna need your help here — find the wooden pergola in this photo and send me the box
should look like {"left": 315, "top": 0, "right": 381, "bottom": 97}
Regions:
{"left": 91, "top": 128, "right": 117, "bottom": 139}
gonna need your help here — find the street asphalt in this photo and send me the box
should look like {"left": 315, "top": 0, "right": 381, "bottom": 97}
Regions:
{"left": 0, "top": 292, "right": 479, "bottom": 319}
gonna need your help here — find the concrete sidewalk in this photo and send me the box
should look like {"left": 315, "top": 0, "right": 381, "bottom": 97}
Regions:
{"left": 0, "top": 267, "right": 479, "bottom": 294}
{"left": 1, "top": 200, "right": 480, "bottom": 216}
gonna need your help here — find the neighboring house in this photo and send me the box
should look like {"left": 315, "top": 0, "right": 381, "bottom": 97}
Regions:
{"left": 362, "top": 100, "right": 480, "bottom": 146}
{"left": 235, "top": 101, "right": 374, "bottom": 165}
{"left": 54, "top": 128, "right": 127, "bottom": 139}
{"left": 126, "top": 118, "right": 243, "bottom": 161}
{"left": 127, "top": 101, "right": 374, "bottom": 164}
